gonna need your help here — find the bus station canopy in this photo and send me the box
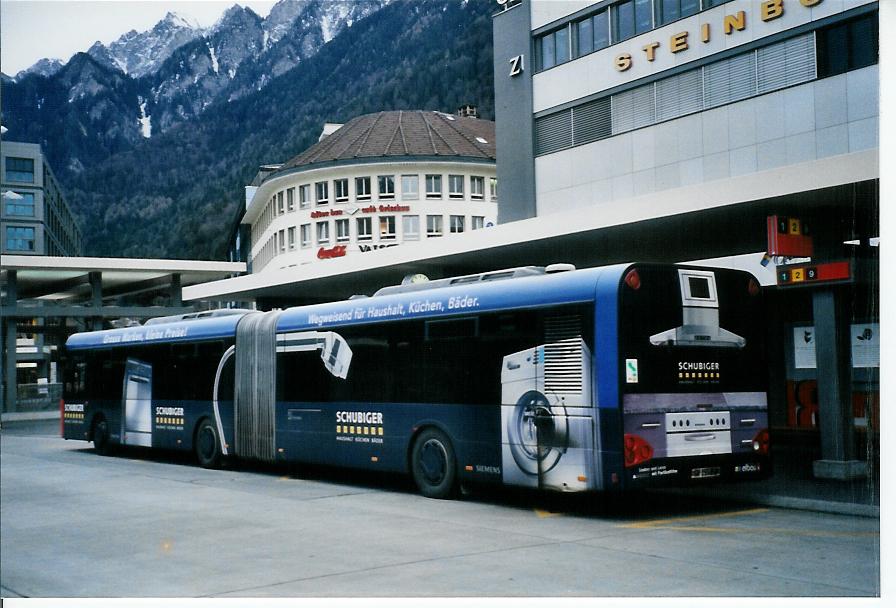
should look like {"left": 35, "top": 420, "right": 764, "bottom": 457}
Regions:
{"left": 2, "top": 256, "right": 245, "bottom": 317}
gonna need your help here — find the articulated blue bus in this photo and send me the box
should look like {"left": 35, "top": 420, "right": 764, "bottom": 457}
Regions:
{"left": 62, "top": 263, "right": 770, "bottom": 498}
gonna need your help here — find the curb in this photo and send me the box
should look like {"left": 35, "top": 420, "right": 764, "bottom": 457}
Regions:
{"left": 661, "top": 487, "right": 879, "bottom": 518}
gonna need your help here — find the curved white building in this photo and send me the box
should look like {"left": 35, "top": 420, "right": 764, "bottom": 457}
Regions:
{"left": 242, "top": 110, "right": 497, "bottom": 273}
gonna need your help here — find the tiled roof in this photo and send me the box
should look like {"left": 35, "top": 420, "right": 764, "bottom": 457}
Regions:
{"left": 280, "top": 110, "right": 496, "bottom": 170}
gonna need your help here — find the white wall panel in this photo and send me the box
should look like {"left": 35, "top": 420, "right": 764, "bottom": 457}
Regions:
{"left": 531, "top": 0, "right": 595, "bottom": 30}
{"left": 815, "top": 124, "right": 849, "bottom": 158}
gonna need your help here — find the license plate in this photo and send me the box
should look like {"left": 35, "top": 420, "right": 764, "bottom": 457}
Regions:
{"left": 691, "top": 466, "right": 721, "bottom": 479}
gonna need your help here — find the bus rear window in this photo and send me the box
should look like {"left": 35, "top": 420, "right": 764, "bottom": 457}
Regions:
{"left": 688, "top": 277, "right": 711, "bottom": 299}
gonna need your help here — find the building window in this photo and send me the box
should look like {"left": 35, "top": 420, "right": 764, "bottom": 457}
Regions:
{"left": 403, "top": 215, "right": 420, "bottom": 240}
{"left": 277, "top": 191, "right": 285, "bottom": 215}
{"left": 299, "top": 184, "right": 312, "bottom": 208}
{"left": 334, "top": 178, "right": 349, "bottom": 202}
{"left": 356, "top": 176, "right": 372, "bottom": 200}
{"left": 656, "top": 0, "right": 699, "bottom": 27}
{"left": 816, "top": 13, "right": 879, "bottom": 79}
{"left": 536, "top": 27, "right": 570, "bottom": 71}
{"left": 278, "top": 229, "right": 286, "bottom": 253}
{"left": 357, "top": 217, "right": 373, "bottom": 241}
{"left": 472, "top": 216, "right": 485, "bottom": 230}
{"left": 401, "top": 175, "right": 419, "bottom": 200}
{"left": 425, "top": 174, "right": 442, "bottom": 198}
{"left": 614, "top": 0, "right": 652, "bottom": 42}
{"left": 489, "top": 177, "right": 498, "bottom": 201}
{"left": 426, "top": 215, "right": 443, "bottom": 237}
{"left": 287, "top": 188, "right": 295, "bottom": 212}
{"left": 315, "top": 181, "right": 329, "bottom": 205}
{"left": 3, "top": 192, "right": 35, "bottom": 216}
{"left": 470, "top": 176, "right": 485, "bottom": 200}
{"left": 288, "top": 226, "right": 296, "bottom": 250}
{"left": 534, "top": 31, "right": 820, "bottom": 156}
{"left": 448, "top": 175, "right": 464, "bottom": 199}
{"left": 5, "top": 157, "right": 34, "bottom": 183}
{"left": 379, "top": 216, "right": 397, "bottom": 240}
{"left": 335, "top": 218, "right": 350, "bottom": 242}
{"left": 378, "top": 175, "right": 395, "bottom": 200}
{"left": 575, "top": 9, "right": 610, "bottom": 57}
{"left": 6, "top": 226, "right": 35, "bottom": 251}
{"left": 317, "top": 221, "right": 330, "bottom": 245}
{"left": 300, "top": 224, "right": 311, "bottom": 248}
{"left": 450, "top": 215, "right": 465, "bottom": 234}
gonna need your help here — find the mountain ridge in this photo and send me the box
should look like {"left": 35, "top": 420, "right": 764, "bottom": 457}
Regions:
{"left": 2, "top": 0, "right": 494, "bottom": 260}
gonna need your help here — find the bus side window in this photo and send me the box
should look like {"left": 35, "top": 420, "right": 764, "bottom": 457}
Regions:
{"left": 89, "top": 352, "right": 126, "bottom": 400}
{"left": 277, "top": 351, "right": 334, "bottom": 403}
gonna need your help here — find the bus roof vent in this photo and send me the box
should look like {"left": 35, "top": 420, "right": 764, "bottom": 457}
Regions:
{"left": 545, "top": 263, "right": 576, "bottom": 274}
{"left": 373, "top": 266, "right": 546, "bottom": 297}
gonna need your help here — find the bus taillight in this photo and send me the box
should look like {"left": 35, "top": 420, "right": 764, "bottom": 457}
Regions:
{"left": 748, "top": 277, "right": 761, "bottom": 296}
{"left": 624, "top": 434, "right": 653, "bottom": 468}
{"left": 752, "top": 429, "right": 770, "bottom": 455}
{"left": 624, "top": 269, "right": 641, "bottom": 291}
{"left": 59, "top": 399, "right": 65, "bottom": 437}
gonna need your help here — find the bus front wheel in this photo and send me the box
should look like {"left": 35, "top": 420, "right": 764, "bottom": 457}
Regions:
{"left": 411, "top": 428, "right": 457, "bottom": 499}
{"left": 195, "top": 419, "right": 223, "bottom": 469}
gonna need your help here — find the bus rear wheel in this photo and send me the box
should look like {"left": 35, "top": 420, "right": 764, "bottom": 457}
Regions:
{"left": 411, "top": 428, "right": 457, "bottom": 499}
{"left": 195, "top": 419, "right": 223, "bottom": 469}
{"left": 92, "top": 417, "right": 114, "bottom": 456}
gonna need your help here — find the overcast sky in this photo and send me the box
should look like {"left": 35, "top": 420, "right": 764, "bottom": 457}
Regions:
{"left": 1, "top": 0, "right": 277, "bottom": 75}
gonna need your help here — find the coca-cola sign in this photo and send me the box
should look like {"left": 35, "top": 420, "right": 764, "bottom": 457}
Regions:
{"left": 317, "top": 245, "right": 347, "bottom": 260}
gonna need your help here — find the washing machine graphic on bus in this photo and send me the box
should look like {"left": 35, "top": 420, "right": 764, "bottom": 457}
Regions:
{"left": 501, "top": 338, "right": 595, "bottom": 491}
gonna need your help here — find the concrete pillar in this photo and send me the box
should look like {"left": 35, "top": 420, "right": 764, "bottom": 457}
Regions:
{"left": 3, "top": 271, "right": 18, "bottom": 413}
{"left": 89, "top": 272, "right": 103, "bottom": 331}
{"left": 170, "top": 273, "right": 182, "bottom": 307}
{"left": 812, "top": 287, "right": 866, "bottom": 480}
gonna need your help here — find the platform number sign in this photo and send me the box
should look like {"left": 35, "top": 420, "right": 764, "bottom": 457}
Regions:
{"left": 777, "top": 261, "right": 850, "bottom": 287}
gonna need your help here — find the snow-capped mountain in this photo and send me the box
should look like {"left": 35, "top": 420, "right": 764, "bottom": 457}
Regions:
{"left": 1, "top": 0, "right": 390, "bottom": 172}
{"left": 15, "top": 58, "right": 66, "bottom": 80}
{"left": 87, "top": 11, "right": 204, "bottom": 78}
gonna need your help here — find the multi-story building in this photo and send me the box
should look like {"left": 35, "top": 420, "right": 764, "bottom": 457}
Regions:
{"left": 1, "top": 141, "right": 83, "bottom": 401}
{"left": 1, "top": 141, "right": 82, "bottom": 256}
{"left": 493, "top": 0, "right": 879, "bottom": 480}
{"left": 240, "top": 110, "right": 497, "bottom": 274}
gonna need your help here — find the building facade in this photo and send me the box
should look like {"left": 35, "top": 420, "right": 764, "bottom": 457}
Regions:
{"left": 240, "top": 110, "right": 498, "bottom": 274}
{"left": 493, "top": 0, "right": 879, "bottom": 481}
{"left": 1, "top": 141, "right": 83, "bottom": 257}
{"left": 496, "top": 0, "right": 877, "bottom": 220}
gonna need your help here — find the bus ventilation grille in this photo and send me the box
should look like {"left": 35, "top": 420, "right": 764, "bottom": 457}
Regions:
{"left": 544, "top": 316, "right": 584, "bottom": 396}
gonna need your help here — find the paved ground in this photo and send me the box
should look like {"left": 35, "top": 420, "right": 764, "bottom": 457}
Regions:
{"left": 1, "top": 421, "right": 880, "bottom": 598}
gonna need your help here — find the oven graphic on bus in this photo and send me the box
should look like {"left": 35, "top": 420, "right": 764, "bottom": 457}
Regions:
{"left": 501, "top": 338, "right": 595, "bottom": 491}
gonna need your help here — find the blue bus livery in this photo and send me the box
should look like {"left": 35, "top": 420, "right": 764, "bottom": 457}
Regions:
{"left": 62, "top": 263, "right": 771, "bottom": 498}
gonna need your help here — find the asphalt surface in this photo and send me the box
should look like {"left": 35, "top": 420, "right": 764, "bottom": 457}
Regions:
{"left": 0, "top": 420, "right": 881, "bottom": 598}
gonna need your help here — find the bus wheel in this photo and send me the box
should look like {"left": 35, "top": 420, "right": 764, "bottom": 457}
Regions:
{"left": 411, "top": 428, "right": 457, "bottom": 499}
{"left": 92, "top": 417, "right": 114, "bottom": 456}
{"left": 195, "top": 419, "right": 222, "bottom": 469}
